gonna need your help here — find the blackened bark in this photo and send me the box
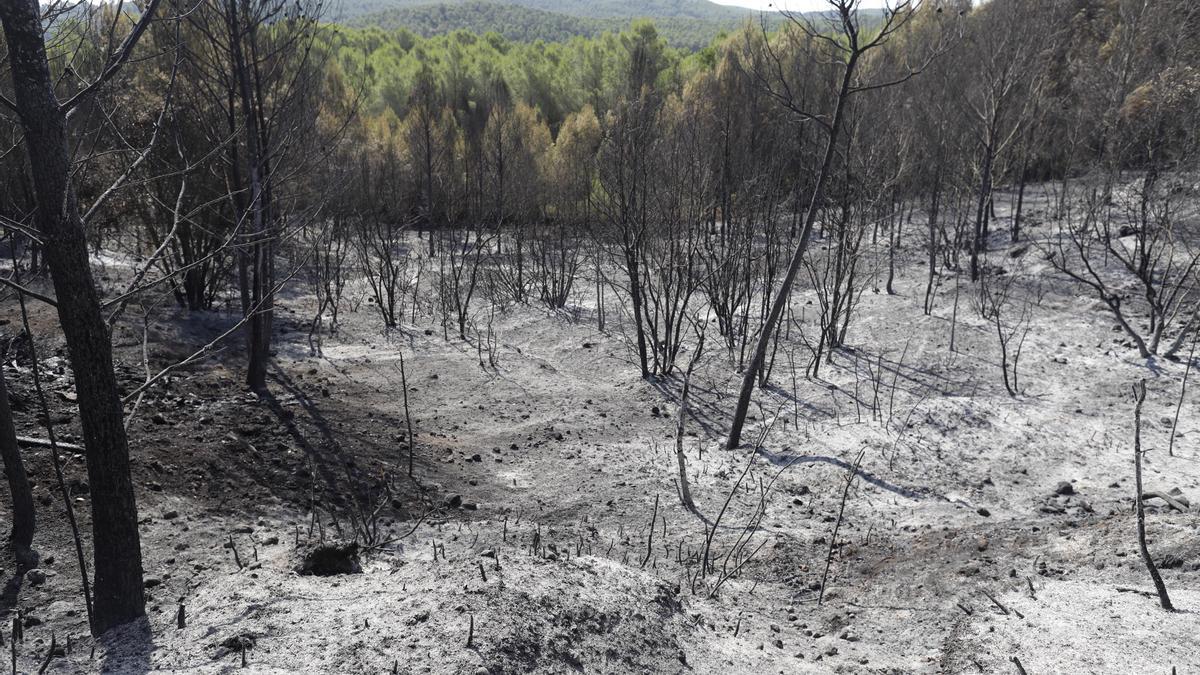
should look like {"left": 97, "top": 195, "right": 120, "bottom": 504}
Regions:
{"left": 726, "top": 53, "right": 858, "bottom": 449}
{"left": 0, "top": 0, "right": 146, "bottom": 633}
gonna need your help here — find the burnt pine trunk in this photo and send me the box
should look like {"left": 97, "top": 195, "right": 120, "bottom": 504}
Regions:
{"left": 726, "top": 52, "right": 858, "bottom": 450}
{"left": 0, "top": 0, "right": 146, "bottom": 632}
{"left": 224, "top": 0, "right": 273, "bottom": 391}
{"left": 924, "top": 167, "right": 942, "bottom": 316}
{"left": 1132, "top": 380, "right": 1174, "bottom": 611}
{"left": 970, "top": 140, "right": 994, "bottom": 282}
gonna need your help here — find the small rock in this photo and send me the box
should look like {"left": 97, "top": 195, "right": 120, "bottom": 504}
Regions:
{"left": 977, "top": 507, "right": 991, "bottom": 517}
{"left": 445, "top": 494, "right": 463, "bottom": 508}
{"left": 219, "top": 634, "right": 255, "bottom": 652}
{"left": 295, "top": 542, "right": 362, "bottom": 576}
{"left": 25, "top": 569, "right": 47, "bottom": 586}
{"left": 1055, "top": 481, "right": 1075, "bottom": 496}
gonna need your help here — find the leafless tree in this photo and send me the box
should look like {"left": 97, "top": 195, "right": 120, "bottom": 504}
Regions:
{"left": 0, "top": 0, "right": 166, "bottom": 633}
{"left": 727, "top": 0, "right": 954, "bottom": 449}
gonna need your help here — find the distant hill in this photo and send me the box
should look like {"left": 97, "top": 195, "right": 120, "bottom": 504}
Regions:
{"left": 345, "top": 1, "right": 766, "bottom": 49}
{"left": 332, "top": 0, "right": 760, "bottom": 22}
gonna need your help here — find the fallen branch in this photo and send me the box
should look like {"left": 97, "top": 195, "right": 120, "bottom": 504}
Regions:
{"left": 16, "top": 436, "right": 84, "bottom": 452}
{"left": 1141, "top": 489, "right": 1190, "bottom": 513}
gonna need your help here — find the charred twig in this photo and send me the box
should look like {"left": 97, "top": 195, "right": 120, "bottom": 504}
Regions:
{"left": 641, "top": 495, "right": 659, "bottom": 569}
{"left": 819, "top": 448, "right": 866, "bottom": 606}
{"left": 1132, "top": 380, "right": 1174, "bottom": 611}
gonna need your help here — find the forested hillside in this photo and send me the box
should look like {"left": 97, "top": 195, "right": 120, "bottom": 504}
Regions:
{"left": 335, "top": 0, "right": 757, "bottom": 21}
{"left": 0, "top": 0, "right": 1198, "bottom": 672}
{"left": 349, "top": 1, "right": 752, "bottom": 49}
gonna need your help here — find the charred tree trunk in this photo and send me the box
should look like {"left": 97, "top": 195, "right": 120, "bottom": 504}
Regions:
{"left": 727, "top": 53, "right": 858, "bottom": 450}
{"left": 1132, "top": 380, "right": 1174, "bottom": 611}
{"left": 0, "top": 0, "right": 147, "bottom": 633}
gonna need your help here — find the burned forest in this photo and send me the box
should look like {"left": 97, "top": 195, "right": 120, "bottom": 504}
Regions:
{"left": 0, "top": 0, "right": 1198, "bottom": 672}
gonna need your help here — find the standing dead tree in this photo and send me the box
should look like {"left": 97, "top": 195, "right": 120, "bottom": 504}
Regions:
{"left": 1168, "top": 333, "right": 1197, "bottom": 456}
{"left": 1131, "top": 380, "right": 1174, "bottom": 611}
{"left": 674, "top": 318, "right": 707, "bottom": 511}
{"left": 959, "top": 0, "right": 1046, "bottom": 282}
{"left": 726, "top": 0, "right": 953, "bottom": 449}
{"left": 0, "top": 0, "right": 167, "bottom": 633}
{"left": 304, "top": 216, "right": 350, "bottom": 356}
{"left": 1047, "top": 181, "right": 1200, "bottom": 359}
{"left": 975, "top": 270, "right": 1032, "bottom": 396}
{"left": 446, "top": 228, "right": 491, "bottom": 340}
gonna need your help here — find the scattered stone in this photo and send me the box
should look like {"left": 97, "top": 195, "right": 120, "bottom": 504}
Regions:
{"left": 25, "top": 569, "right": 47, "bottom": 586}
{"left": 445, "top": 494, "right": 463, "bottom": 508}
{"left": 977, "top": 507, "right": 991, "bottom": 517}
{"left": 1054, "top": 481, "right": 1075, "bottom": 496}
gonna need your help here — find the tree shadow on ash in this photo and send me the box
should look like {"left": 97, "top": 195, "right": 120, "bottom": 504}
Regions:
{"left": 0, "top": 546, "right": 40, "bottom": 626}
{"left": 647, "top": 375, "right": 728, "bottom": 440}
{"left": 755, "top": 445, "right": 936, "bottom": 502}
{"left": 0, "top": 570, "right": 21, "bottom": 627}
{"left": 249, "top": 372, "right": 345, "bottom": 509}
{"left": 257, "top": 368, "right": 430, "bottom": 519}
{"left": 98, "top": 617, "right": 155, "bottom": 674}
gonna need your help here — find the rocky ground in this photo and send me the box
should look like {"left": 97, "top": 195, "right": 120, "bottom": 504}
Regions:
{"left": 0, "top": 183, "right": 1197, "bottom": 673}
